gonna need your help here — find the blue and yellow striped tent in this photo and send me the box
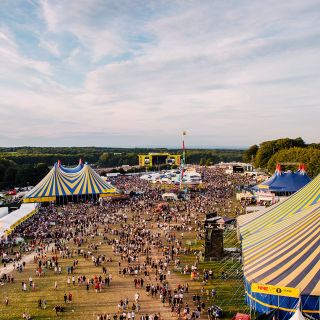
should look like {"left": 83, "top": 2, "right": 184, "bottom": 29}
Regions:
{"left": 238, "top": 174, "right": 320, "bottom": 239}
{"left": 243, "top": 203, "right": 320, "bottom": 318}
{"left": 23, "top": 161, "right": 119, "bottom": 203}
{"left": 238, "top": 175, "right": 320, "bottom": 319}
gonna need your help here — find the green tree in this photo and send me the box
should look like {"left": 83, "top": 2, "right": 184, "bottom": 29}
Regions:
{"left": 0, "top": 163, "right": 6, "bottom": 182}
{"left": 98, "top": 153, "right": 111, "bottom": 166}
{"left": 3, "top": 167, "right": 17, "bottom": 188}
{"left": 0, "top": 158, "right": 17, "bottom": 188}
{"left": 243, "top": 145, "right": 259, "bottom": 163}
{"left": 34, "top": 163, "right": 50, "bottom": 183}
{"left": 267, "top": 147, "right": 320, "bottom": 177}
{"left": 255, "top": 137, "right": 306, "bottom": 168}
{"left": 308, "top": 143, "right": 320, "bottom": 149}
{"left": 15, "top": 164, "right": 35, "bottom": 186}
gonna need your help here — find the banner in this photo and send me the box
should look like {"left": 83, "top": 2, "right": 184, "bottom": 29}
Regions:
{"left": 257, "top": 184, "right": 269, "bottom": 189}
{"left": 23, "top": 196, "right": 55, "bottom": 203}
{"left": 251, "top": 283, "right": 300, "bottom": 298}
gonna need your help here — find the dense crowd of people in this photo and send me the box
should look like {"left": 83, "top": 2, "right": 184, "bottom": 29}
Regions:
{"left": 0, "top": 167, "right": 254, "bottom": 319}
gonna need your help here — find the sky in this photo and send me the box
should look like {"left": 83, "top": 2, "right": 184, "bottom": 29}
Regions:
{"left": 0, "top": 0, "right": 319, "bottom": 148}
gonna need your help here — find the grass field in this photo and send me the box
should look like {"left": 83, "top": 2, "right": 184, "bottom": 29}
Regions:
{"left": 0, "top": 217, "right": 174, "bottom": 320}
{"left": 172, "top": 228, "right": 247, "bottom": 319}
{"left": 0, "top": 206, "right": 248, "bottom": 320}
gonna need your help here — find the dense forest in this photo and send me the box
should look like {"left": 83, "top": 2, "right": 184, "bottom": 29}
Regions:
{"left": 0, "top": 147, "right": 244, "bottom": 189}
{"left": 243, "top": 137, "right": 320, "bottom": 177}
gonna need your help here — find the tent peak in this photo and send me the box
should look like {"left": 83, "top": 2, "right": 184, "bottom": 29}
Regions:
{"left": 298, "top": 163, "right": 306, "bottom": 173}
{"left": 275, "top": 163, "right": 282, "bottom": 174}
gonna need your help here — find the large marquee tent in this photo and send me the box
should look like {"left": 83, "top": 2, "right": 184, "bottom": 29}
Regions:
{"left": 238, "top": 174, "right": 320, "bottom": 319}
{"left": 23, "top": 160, "right": 120, "bottom": 203}
{"left": 252, "top": 164, "right": 311, "bottom": 195}
{"left": 239, "top": 174, "right": 320, "bottom": 238}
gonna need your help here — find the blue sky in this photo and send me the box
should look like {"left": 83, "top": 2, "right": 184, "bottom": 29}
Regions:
{"left": 0, "top": 0, "right": 319, "bottom": 148}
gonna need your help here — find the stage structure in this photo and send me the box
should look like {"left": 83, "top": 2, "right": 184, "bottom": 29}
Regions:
{"left": 204, "top": 212, "right": 224, "bottom": 260}
{"left": 138, "top": 153, "right": 181, "bottom": 167}
{"left": 23, "top": 160, "right": 120, "bottom": 204}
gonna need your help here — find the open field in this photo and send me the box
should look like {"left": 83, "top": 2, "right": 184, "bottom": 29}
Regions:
{"left": 0, "top": 201, "right": 247, "bottom": 320}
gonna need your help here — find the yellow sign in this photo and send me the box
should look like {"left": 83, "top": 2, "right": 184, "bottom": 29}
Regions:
{"left": 23, "top": 196, "right": 56, "bottom": 203}
{"left": 258, "top": 184, "right": 269, "bottom": 189}
{"left": 251, "top": 283, "right": 300, "bottom": 298}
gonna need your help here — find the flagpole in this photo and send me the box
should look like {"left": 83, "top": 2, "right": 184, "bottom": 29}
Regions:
{"left": 180, "top": 131, "right": 186, "bottom": 191}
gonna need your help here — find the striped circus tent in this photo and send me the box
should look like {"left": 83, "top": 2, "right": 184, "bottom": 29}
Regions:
{"left": 243, "top": 203, "right": 320, "bottom": 319}
{"left": 238, "top": 174, "right": 320, "bottom": 239}
{"left": 24, "top": 160, "right": 119, "bottom": 203}
{"left": 238, "top": 175, "right": 320, "bottom": 319}
{"left": 241, "top": 203, "right": 319, "bottom": 250}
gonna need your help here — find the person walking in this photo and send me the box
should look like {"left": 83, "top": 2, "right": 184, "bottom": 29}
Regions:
{"left": 43, "top": 298, "right": 47, "bottom": 309}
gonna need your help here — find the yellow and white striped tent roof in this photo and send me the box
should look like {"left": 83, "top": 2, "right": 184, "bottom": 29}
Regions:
{"left": 238, "top": 174, "right": 320, "bottom": 239}
{"left": 243, "top": 202, "right": 320, "bottom": 296}
{"left": 24, "top": 162, "right": 119, "bottom": 202}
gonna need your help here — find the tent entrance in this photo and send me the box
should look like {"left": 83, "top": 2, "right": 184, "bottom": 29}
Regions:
{"left": 55, "top": 194, "right": 100, "bottom": 205}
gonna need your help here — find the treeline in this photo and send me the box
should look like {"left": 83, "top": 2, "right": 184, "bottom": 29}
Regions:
{"left": 0, "top": 147, "right": 178, "bottom": 167}
{"left": 0, "top": 159, "right": 50, "bottom": 189}
{"left": 243, "top": 137, "right": 320, "bottom": 177}
{"left": 0, "top": 148, "right": 244, "bottom": 168}
{"left": 0, "top": 147, "right": 244, "bottom": 189}
{"left": 186, "top": 149, "right": 243, "bottom": 165}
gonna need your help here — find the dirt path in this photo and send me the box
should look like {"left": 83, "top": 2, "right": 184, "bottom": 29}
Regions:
{"left": 0, "top": 244, "right": 54, "bottom": 278}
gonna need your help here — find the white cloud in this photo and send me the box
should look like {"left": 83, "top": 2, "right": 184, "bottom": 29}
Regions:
{"left": 38, "top": 38, "right": 60, "bottom": 57}
{"left": 40, "top": 0, "right": 127, "bottom": 61}
{"left": 0, "top": 28, "right": 52, "bottom": 80}
{"left": 0, "top": 0, "right": 319, "bottom": 146}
